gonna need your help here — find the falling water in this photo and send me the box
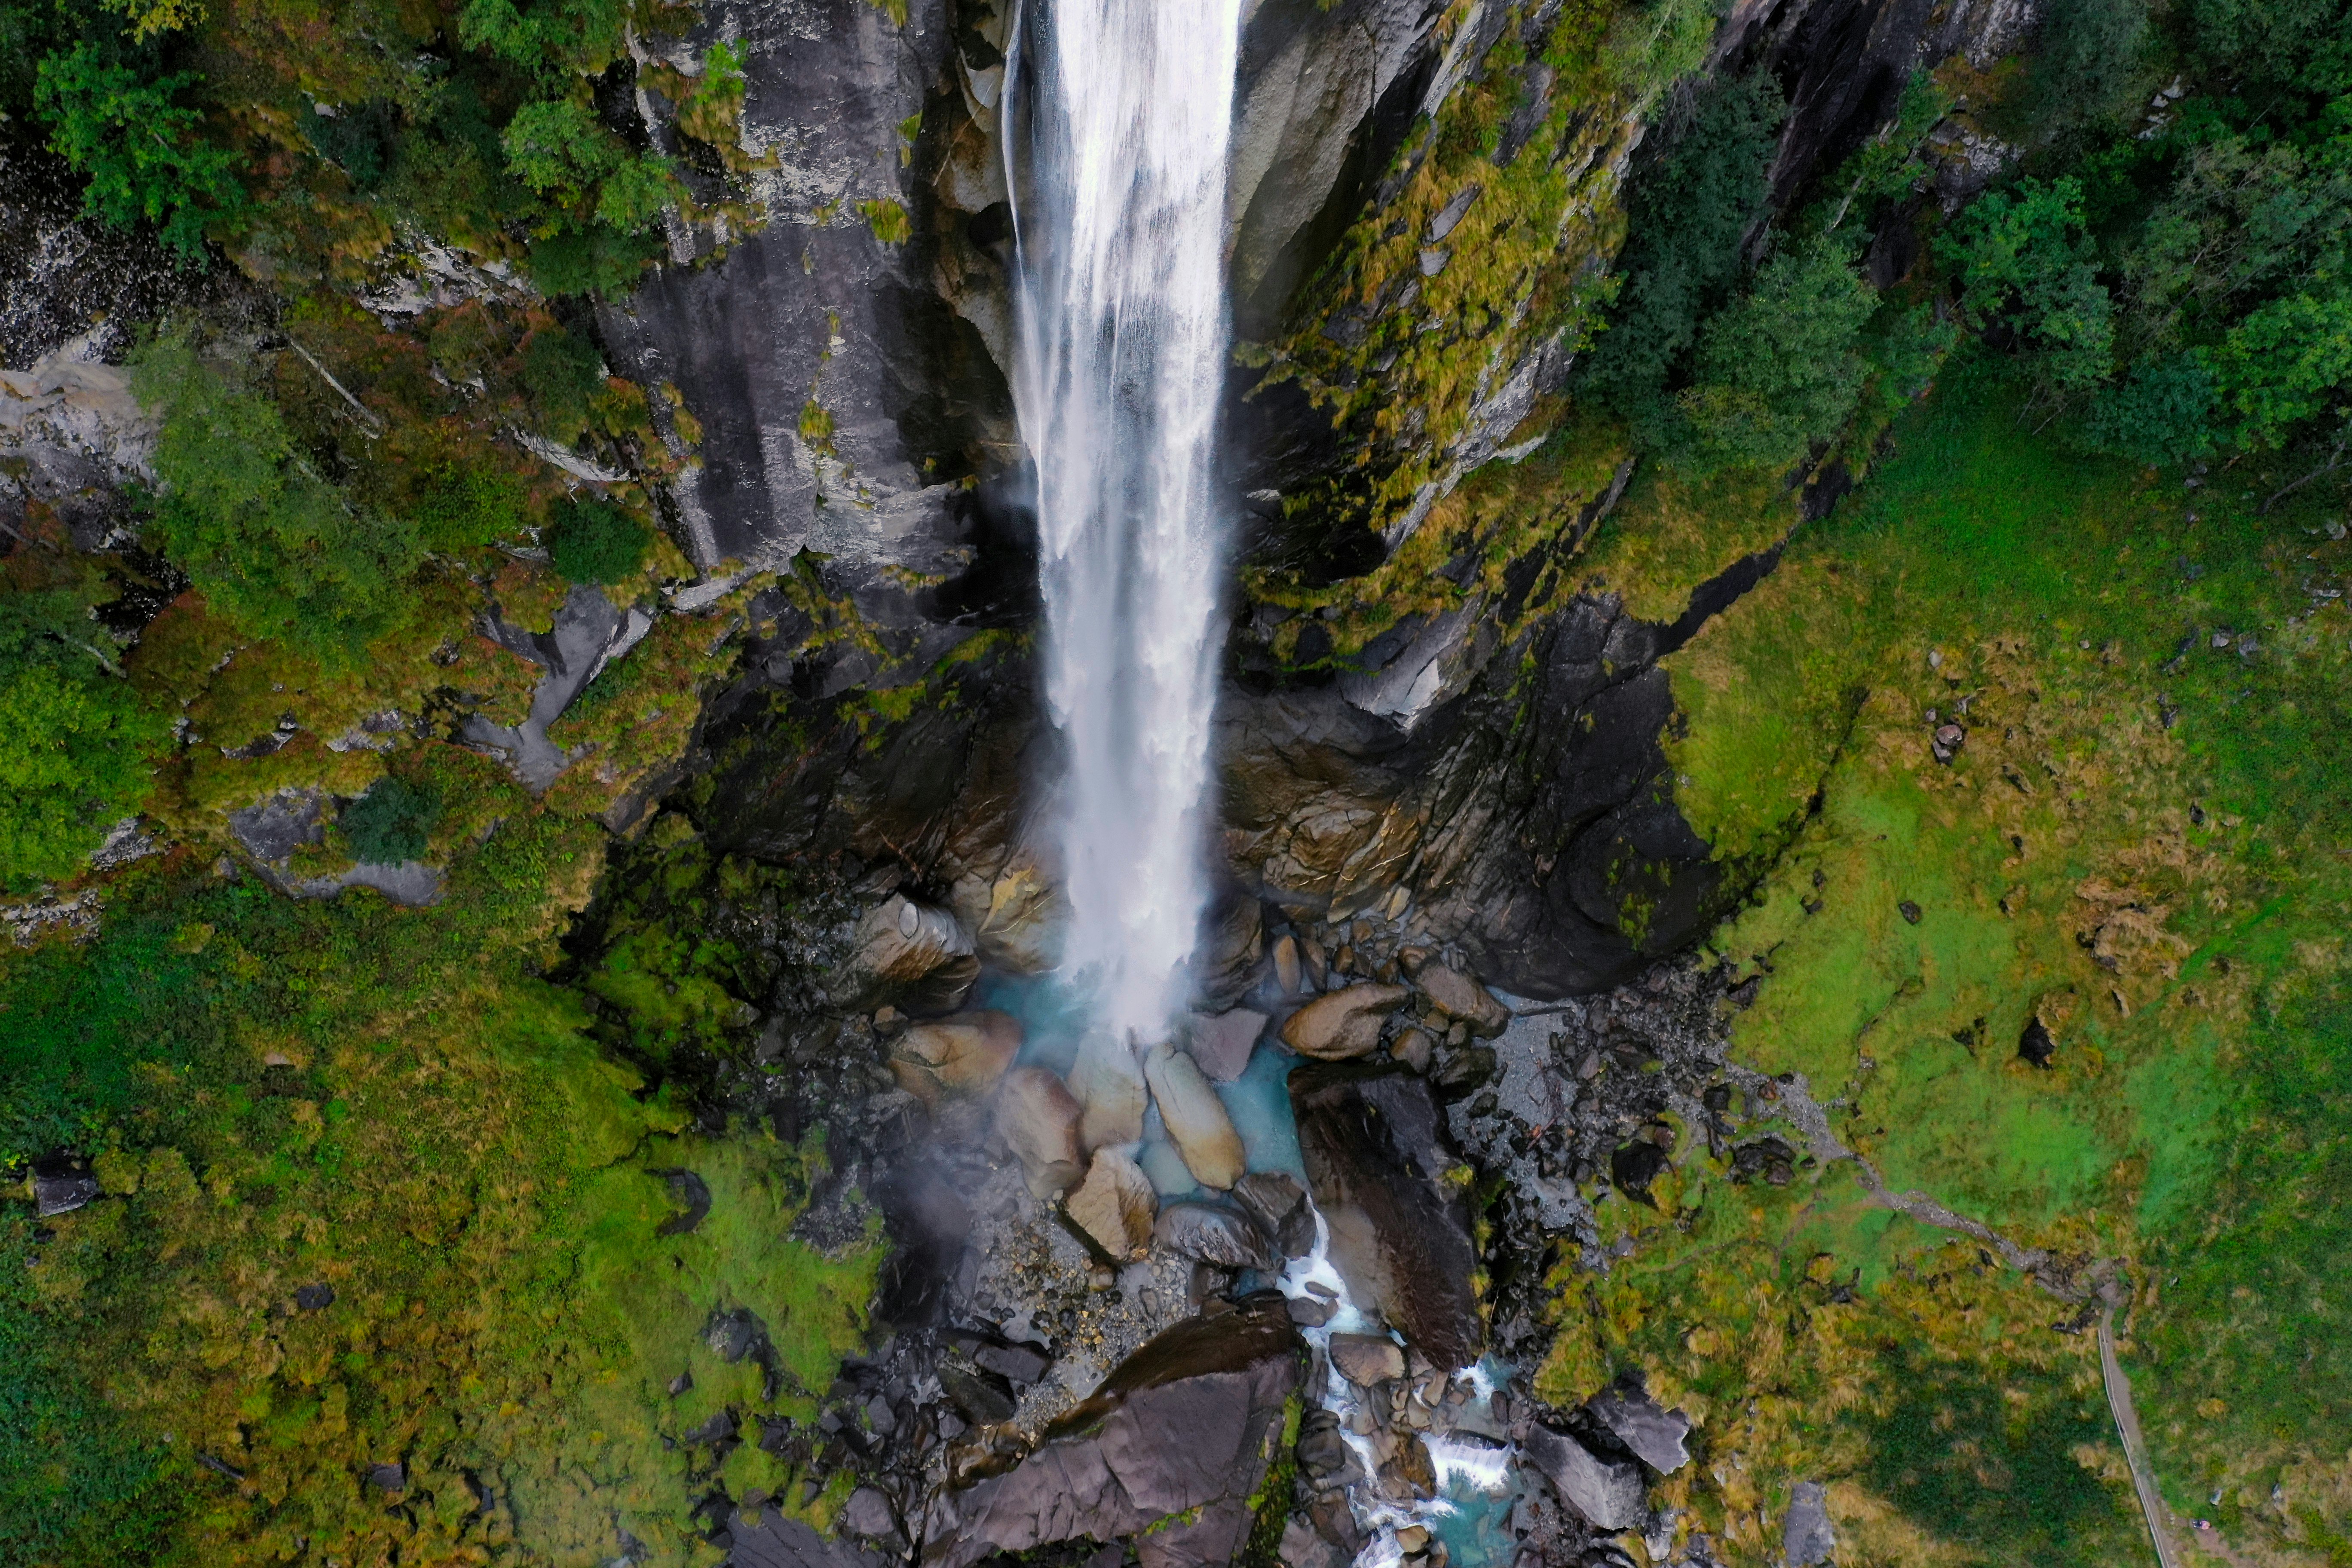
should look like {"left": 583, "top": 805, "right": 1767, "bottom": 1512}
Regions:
{"left": 1003, "top": 0, "right": 1243, "bottom": 1046}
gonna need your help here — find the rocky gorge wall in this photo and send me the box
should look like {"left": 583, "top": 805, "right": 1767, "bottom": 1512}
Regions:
{"left": 604, "top": 0, "right": 2038, "bottom": 1000}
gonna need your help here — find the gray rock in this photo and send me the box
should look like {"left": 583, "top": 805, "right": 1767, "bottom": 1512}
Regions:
{"left": 462, "top": 584, "right": 648, "bottom": 792}
{"left": 1588, "top": 1386, "right": 1692, "bottom": 1473}
{"left": 995, "top": 1066, "right": 1085, "bottom": 1197}
{"left": 1231, "top": 1170, "right": 1314, "bottom": 1259}
{"left": 227, "top": 789, "right": 326, "bottom": 867}
{"left": 839, "top": 1486, "right": 898, "bottom": 1542}
{"left": 1154, "top": 1202, "right": 1277, "bottom": 1271}
{"left": 1183, "top": 1008, "right": 1268, "bottom": 1083}
{"left": 922, "top": 1299, "right": 1303, "bottom": 1568}
{"left": 294, "top": 1282, "right": 336, "bottom": 1311}
{"left": 1522, "top": 1423, "right": 1644, "bottom": 1531}
{"left": 1278, "top": 1512, "right": 1348, "bottom": 1568}
{"left": 727, "top": 1503, "right": 888, "bottom": 1568}
{"left": 1290, "top": 1061, "right": 1483, "bottom": 1369}
{"left": 1785, "top": 1479, "right": 1834, "bottom": 1566}
{"left": 31, "top": 1156, "right": 98, "bottom": 1217}
{"left": 971, "top": 1341, "right": 1051, "bottom": 1385}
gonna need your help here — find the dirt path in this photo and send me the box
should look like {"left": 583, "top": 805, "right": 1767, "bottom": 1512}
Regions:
{"left": 2101, "top": 1304, "right": 2185, "bottom": 1568}
{"left": 1736, "top": 1067, "right": 2183, "bottom": 1566}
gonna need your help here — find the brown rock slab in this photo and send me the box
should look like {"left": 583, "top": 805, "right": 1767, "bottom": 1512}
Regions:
{"left": 995, "top": 1066, "right": 1084, "bottom": 1197}
{"left": 1066, "top": 1147, "right": 1157, "bottom": 1260}
{"left": 1327, "top": 1332, "right": 1406, "bottom": 1387}
{"left": 1145, "top": 1043, "right": 1245, "bottom": 1189}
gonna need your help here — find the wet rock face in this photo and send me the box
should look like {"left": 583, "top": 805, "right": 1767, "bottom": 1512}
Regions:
{"left": 1289, "top": 1060, "right": 1482, "bottom": 1370}
{"left": 1219, "top": 592, "right": 1735, "bottom": 997}
{"left": 920, "top": 1298, "right": 1303, "bottom": 1568}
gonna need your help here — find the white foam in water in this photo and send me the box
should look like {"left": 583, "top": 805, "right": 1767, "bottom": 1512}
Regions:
{"left": 1277, "top": 1204, "right": 1519, "bottom": 1565}
{"left": 1003, "top": 0, "right": 1243, "bottom": 1049}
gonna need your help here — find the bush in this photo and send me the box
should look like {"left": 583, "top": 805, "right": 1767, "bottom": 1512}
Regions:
{"left": 521, "top": 325, "right": 606, "bottom": 438}
{"left": 0, "top": 647, "right": 168, "bottom": 890}
{"left": 2083, "top": 351, "right": 2218, "bottom": 465}
{"left": 131, "top": 326, "right": 424, "bottom": 659}
{"left": 544, "top": 496, "right": 651, "bottom": 584}
{"left": 340, "top": 775, "right": 441, "bottom": 863}
{"left": 1674, "top": 240, "right": 1880, "bottom": 472}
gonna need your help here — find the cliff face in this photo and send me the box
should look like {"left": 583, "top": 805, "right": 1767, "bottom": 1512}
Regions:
{"left": 613, "top": 0, "right": 2035, "bottom": 995}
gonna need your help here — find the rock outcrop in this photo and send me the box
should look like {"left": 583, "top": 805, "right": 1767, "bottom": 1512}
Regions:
{"left": 1290, "top": 1060, "right": 1482, "bottom": 1369}
{"left": 919, "top": 1297, "right": 1302, "bottom": 1568}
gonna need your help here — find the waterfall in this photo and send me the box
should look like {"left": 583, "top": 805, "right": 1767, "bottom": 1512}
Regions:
{"left": 1003, "top": 0, "right": 1245, "bottom": 1046}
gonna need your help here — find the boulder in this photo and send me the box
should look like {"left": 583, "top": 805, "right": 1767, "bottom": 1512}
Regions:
{"left": 837, "top": 896, "right": 979, "bottom": 1014}
{"left": 1280, "top": 983, "right": 1409, "bottom": 1060}
{"left": 1784, "top": 1479, "right": 1835, "bottom": 1566}
{"left": 1415, "top": 964, "right": 1510, "bottom": 1035}
{"left": 888, "top": 1010, "right": 1023, "bottom": 1104}
{"left": 1144, "top": 1043, "right": 1246, "bottom": 1189}
{"left": 1522, "top": 1423, "right": 1645, "bottom": 1531}
{"left": 31, "top": 1155, "right": 98, "bottom": 1217}
{"left": 1066, "top": 1147, "right": 1158, "bottom": 1260}
{"left": 1183, "top": 1008, "right": 1268, "bottom": 1083}
{"left": 1154, "top": 1202, "right": 1277, "bottom": 1271}
{"left": 1326, "top": 1332, "right": 1405, "bottom": 1387}
{"left": 922, "top": 1298, "right": 1303, "bottom": 1568}
{"left": 966, "top": 854, "right": 1064, "bottom": 974}
{"left": 1231, "top": 1170, "right": 1314, "bottom": 1259}
{"left": 1587, "top": 1385, "right": 1692, "bottom": 1473}
{"left": 1069, "top": 1030, "right": 1148, "bottom": 1151}
{"left": 1290, "top": 1061, "right": 1483, "bottom": 1370}
{"left": 1272, "top": 934, "right": 1303, "bottom": 996}
{"left": 995, "top": 1067, "right": 1085, "bottom": 1197}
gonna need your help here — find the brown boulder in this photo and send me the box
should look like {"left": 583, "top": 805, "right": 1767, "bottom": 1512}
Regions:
{"left": 1416, "top": 964, "right": 1510, "bottom": 1035}
{"left": 1280, "top": 983, "right": 1409, "bottom": 1060}
{"left": 1066, "top": 1147, "right": 1157, "bottom": 1260}
{"left": 995, "top": 1067, "right": 1084, "bottom": 1197}
{"left": 888, "top": 1011, "right": 1023, "bottom": 1105}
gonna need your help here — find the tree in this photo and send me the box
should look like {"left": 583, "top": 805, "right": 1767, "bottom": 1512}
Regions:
{"left": 1941, "top": 176, "right": 2116, "bottom": 395}
{"left": 1674, "top": 241, "right": 1880, "bottom": 472}
{"left": 33, "top": 40, "right": 244, "bottom": 260}
{"left": 131, "top": 327, "right": 423, "bottom": 660}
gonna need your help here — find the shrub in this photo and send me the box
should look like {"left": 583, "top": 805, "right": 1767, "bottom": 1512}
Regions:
{"left": 2083, "top": 351, "right": 2219, "bottom": 465}
{"left": 521, "top": 326, "right": 606, "bottom": 437}
{"left": 0, "top": 647, "right": 168, "bottom": 890}
{"left": 544, "top": 496, "right": 651, "bottom": 584}
{"left": 340, "top": 775, "right": 441, "bottom": 863}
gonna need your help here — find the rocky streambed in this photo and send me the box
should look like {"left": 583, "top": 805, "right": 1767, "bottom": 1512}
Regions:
{"left": 672, "top": 866, "right": 1811, "bottom": 1568}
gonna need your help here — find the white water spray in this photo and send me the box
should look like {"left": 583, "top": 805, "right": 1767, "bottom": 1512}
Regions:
{"left": 1004, "top": 0, "right": 1243, "bottom": 1045}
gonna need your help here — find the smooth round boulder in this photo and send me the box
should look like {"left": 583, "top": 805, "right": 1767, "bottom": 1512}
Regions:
{"left": 1143, "top": 1042, "right": 1246, "bottom": 1190}
{"left": 889, "top": 1010, "right": 1023, "bottom": 1105}
{"left": 1153, "top": 1200, "right": 1277, "bottom": 1271}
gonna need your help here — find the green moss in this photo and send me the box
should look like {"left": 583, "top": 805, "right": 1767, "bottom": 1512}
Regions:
{"left": 1662, "top": 359, "right": 2352, "bottom": 1553}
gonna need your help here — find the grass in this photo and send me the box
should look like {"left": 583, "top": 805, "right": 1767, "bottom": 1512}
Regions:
{"left": 1, "top": 784, "right": 882, "bottom": 1566}
{"left": 1643, "top": 356, "right": 2352, "bottom": 1560}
